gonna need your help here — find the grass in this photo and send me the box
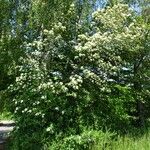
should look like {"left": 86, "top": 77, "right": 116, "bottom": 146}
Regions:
{"left": 0, "top": 111, "right": 13, "bottom": 120}
{"left": 93, "top": 130, "right": 150, "bottom": 150}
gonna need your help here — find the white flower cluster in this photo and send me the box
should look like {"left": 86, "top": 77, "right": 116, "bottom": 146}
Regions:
{"left": 16, "top": 73, "right": 27, "bottom": 82}
{"left": 82, "top": 69, "right": 104, "bottom": 86}
{"left": 68, "top": 3, "right": 76, "bottom": 15}
{"left": 92, "top": 4, "right": 132, "bottom": 31}
{"left": 78, "top": 34, "right": 88, "bottom": 42}
{"left": 38, "top": 80, "right": 54, "bottom": 90}
{"left": 43, "top": 29, "right": 55, "bottom": 37}
{"left": 68, "top": 75, "right": 83, "bottom": 90}
{"left": 53, "top": 22, "right": 66, "bottom": 32}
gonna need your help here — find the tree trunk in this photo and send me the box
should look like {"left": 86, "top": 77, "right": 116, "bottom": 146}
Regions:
{"left": 137, "top": 100, "right": 145, "bottom": 127}
{"left": 133, "top": 62, "right": 145, "bottom": 127}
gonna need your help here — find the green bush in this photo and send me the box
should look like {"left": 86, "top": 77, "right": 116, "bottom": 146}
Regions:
{"left": 48, "top": 129, "right": 114, "bottom": 150}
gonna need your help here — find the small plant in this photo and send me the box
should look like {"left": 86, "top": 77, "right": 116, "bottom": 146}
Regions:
{"left": 0, "top": 111, "right": 12, "bottom": 120}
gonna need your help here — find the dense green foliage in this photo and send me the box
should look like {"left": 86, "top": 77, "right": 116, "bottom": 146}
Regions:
{"left": 0, "top": 0, "right": 149, "bottom": 149}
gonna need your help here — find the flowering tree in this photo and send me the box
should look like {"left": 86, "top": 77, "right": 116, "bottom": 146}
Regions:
{"left": 8, "top": 4, "right": 149, "bottom": 148}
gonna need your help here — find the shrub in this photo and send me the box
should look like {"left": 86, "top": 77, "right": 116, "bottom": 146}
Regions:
{"left": 48, "top": 129, "right": 114, "bottom": 150}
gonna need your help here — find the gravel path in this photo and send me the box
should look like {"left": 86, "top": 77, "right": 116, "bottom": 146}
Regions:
{"left": 0, "top": 120, "right": 15, "bottom": 150}
{"left": 0, "top": 127, "right": 14, "bottom": 133}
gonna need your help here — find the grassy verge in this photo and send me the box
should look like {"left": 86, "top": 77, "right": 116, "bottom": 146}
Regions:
{"left": 93, "top": 130, "right": 150, "bottom": 150}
